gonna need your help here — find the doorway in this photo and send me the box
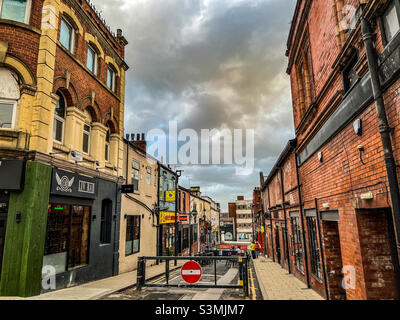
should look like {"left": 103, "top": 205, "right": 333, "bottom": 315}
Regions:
{"left": 275, "top": 227, "right": 281, "bottom": 265}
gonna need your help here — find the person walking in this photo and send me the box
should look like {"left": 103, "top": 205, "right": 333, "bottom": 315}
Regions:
{"left": 255, "top": 242, "right": 260, "bottom": 259}
{"left": 250, "top": 241, "right": 256, "bottom": 259}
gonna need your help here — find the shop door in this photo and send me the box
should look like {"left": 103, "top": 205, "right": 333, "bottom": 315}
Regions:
{"left": 0, "top": 212, "right": 7, "bottom": 278}
{"left": 282, "top": 226, "right": 289, "bottom": 267}
{"left": 275, "top": 229, "right": 281, "bottom": 264}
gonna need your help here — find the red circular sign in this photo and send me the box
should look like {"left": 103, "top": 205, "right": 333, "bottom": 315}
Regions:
{"left": 181, "top": 261, "right": 202, "bottom": 284}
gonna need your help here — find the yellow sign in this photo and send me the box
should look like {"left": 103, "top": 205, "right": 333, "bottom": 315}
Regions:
{"left": 261, "top": 226, "right": 265, "bottom": 233}
{"left": 238, "top": 257, "right": 243, "bottom": 263}
{"left": 165, "top": 190, "right": 176, "bottom": 202}
{"left": 160, "top": 212, "right": 176, "bottom": 224}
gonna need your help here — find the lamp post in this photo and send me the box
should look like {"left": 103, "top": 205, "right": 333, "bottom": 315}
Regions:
{"left": 190, "top": 202, "right": 198, "bottom": 256}
{"left": 174, "top": 170, "right": 183, "bottom": 266}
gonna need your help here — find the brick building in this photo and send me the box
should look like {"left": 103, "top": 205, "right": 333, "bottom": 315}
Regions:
{"left": 0, "top": 0, "right": 128, "bottom": 297}
{"left": 260, "top": 0, "right": 400, "bottom": 300}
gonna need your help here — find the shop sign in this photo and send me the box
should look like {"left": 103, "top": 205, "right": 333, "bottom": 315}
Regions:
{"left": 51, "top": 169, "right": 97, "bottom": 199}
{"left": 160, "top": 211, "right": 176, "bottom": 224}
{"left": 0, "top": 159, "right": 25, "bottom": 191}
{"left": 165, "top": 190, "right": 176, "bottom": 202}
{"left": 178, "top": 215, "right": 188, "bottom": 222}
{"left": 261, "top": 226, "right": 265, "bottom": 233}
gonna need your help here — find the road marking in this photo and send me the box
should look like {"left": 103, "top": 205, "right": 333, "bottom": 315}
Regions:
{"left": 181, "top": 270, "right": 201, "bottom": 275}
{"left": 249, "top": 267, "right": 256, "bottom": 300}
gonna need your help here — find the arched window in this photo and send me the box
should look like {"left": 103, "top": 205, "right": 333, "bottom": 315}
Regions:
{"left": 54, "top": 91, "right": 66, "bottom": 143}
{"left": 0, "top": 0, "right": 31, "bottom": 24}
{"left": 107, "top": 65, "right": 116, "bottom": 91}
{"left": 82, "top": 110, "right": 92, "bottom": 154}
{"left": 0, "top": 68, "right": 20, "bottom": 129}
{"left": 105, "top": 126, "right": 110, "bottom": 162}
{"left": 60, "top": 16, "right": 75, "bottom": 53}
{"left": 87, "top": 44, "right": 98, "bottom": 75}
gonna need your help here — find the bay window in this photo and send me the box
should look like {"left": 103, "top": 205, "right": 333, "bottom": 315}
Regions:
{"left": 0, "top": 0, "right": 31, "bottom": 24}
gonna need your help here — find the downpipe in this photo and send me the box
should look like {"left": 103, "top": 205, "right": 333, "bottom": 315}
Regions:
{"left": 361, "top": 18, "right": 400, "bottom": 298}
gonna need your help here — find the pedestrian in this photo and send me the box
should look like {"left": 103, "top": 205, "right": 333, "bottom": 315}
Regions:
{"left": 255, "top": 242, "right": 260, "bottom": 259}
{"left": 250, "top": 241, "right": 255, "bottom": 259}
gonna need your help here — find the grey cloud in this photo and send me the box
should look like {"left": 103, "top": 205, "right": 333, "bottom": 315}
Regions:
{"left": 94, "top": 0, "right": 296, "bottom": 210}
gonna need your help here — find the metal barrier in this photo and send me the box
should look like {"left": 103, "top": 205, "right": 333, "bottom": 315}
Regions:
{"left": 136, "top": 254, "right": 250, "bottom": 296}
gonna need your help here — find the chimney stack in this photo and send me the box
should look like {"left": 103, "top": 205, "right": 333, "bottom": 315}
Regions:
{"left": 129, "top": 132, "right": 147, "bottom": 153}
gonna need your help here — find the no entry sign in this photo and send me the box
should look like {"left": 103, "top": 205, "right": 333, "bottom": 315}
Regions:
{"left": 181, "top": 261, "right": 202, "bottom": 284}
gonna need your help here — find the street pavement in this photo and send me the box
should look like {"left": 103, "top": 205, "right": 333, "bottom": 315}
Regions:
{"left": 252, "top": 255, "right": 324, "bottom": 300}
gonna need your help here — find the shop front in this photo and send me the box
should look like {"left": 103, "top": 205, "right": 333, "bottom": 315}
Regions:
{"left": 43, "top": 168, "right": 120, "bottom": 290}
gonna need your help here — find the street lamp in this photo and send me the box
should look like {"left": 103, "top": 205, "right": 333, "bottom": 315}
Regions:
{"left": 190, "top": 202, "right": 198, "bottom": 256}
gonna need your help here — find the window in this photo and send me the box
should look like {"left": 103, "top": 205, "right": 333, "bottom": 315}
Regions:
{"left": 105, "top": 128, "right": 110, "bottom": 162}
{"left": 100, "top": 200, "right": 112, "bottom": 244}
{"left": 343, "top": 54, "right": 358, "bottom": 93}
{"left": 182, "top": 228, "right": 189, "bottom": 250}
{"left": 107, "top": 66, "right": 116, "bottom": 91}
{"left": 60, "top": 17, "right": 74, "bottom": 53}
{"left": 132, "top": 160, "right": 140, "bottom": 191}
{"left": 0, "top": 68, "right": 20, "bottom": 129}
{"left": 307, "top": 217, "right": 322, "bottom": 280}
{"left": 87, "top": 45, "right": 98, "bottom": 74}
{"left": 382, "top": 0, "right": 400, "bottom": 44}
{"left": 82, "top": 110, "right": 91, "bottom": 154}
{"left": 125, "top": 215, "right": 140, "bottom": 256}
{"left": 291, "top": 216, "right": 304, "bottom": 273}
{"left": 146, "top": 167, "right": 151, "bottom": 185}
{"left": 0, "top": 101, "right": 16, "bottom": 129}
{"left": 53, "top": 91, "right": 66, "bottom": 143}
{"left": 0, "top": 0, "right": 31, "bottom": 24}
{"left": 43, "top": 204, "right": 90, "bottom": 274}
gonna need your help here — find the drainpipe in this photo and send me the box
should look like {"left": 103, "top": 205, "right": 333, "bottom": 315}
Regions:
{"left": 267, "top": 186, "right": 275, "bottom": 262}
{"left": 295, "top": 154, "right": 311, "bottom": 288}
{"left": 315, "top": 198, "right": 330, "bottom": 300}
{"left": 361, "top": 17, "right": 400, "bottom": 298}
{"left": 280, "top": 167, "right": 291, "bottom": 274}
{"left": 361, "top": 17, "right": 400, "bottom": 259}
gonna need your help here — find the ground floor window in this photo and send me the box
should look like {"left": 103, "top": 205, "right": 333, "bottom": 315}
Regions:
{"left": 126, "top": 215, "right": 140, "bottom": 256}
{"left": 291, "top": 216, "right": 304, "bottom": 272}
{"left": 307, "top": 216, "right": 322, "bottom": 280}
{"left": 43, "top": 204, "right": 91, "bottom": 274}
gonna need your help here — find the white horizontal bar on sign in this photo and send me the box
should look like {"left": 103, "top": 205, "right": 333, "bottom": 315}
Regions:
{"left": 181, "top": 270, "right": 201, "bottom": 275}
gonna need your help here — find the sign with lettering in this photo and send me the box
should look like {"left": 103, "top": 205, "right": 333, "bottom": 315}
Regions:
{"left": 121, "top": 184, "right": 135, "bottom": 194}
{"left": 159, "top": 212, "right": 176, "bottom": 224}
{"left": 51, "top": 169, "right": 97, "bottom": 199}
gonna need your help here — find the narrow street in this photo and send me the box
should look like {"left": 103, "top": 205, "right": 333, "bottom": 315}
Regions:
{"left": 101, "top": 259, "right": 262, "bottom": 301}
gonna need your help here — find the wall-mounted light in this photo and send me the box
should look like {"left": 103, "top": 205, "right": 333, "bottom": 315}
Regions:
{"left": 16, "top": 212, "right": 22, "bottom": 224}
{"left": 318, "top": 152, "right": 323, "bottom": 162}
{"left": 124, "top": 214, "right": 128, "bottom": 220}
{"left": 353, "top": 119, "right": 362, "bottom": 136}
{"left": 322, "top": 203, "right": 330, "bottom": 209}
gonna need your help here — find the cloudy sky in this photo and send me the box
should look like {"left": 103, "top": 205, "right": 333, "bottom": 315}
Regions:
{"left": 95, "top": 0, "right": 296, "bottom": 211}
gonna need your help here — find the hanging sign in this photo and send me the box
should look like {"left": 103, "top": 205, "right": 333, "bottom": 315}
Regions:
{"left": 165, "top": 190, "right": 176, "bottom": 202}
{"left": 160, "top": 212, "right": 176, "bottom": 224}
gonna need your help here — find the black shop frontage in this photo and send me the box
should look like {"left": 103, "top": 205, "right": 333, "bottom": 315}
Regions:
{"left": 42, "top": 168, "right": 121, "bottom": 291}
